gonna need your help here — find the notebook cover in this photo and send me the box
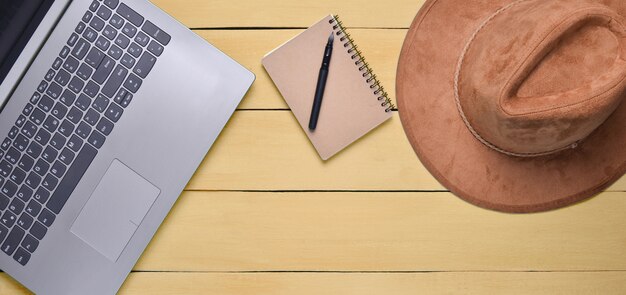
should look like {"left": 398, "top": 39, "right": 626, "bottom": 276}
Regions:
{"left": 262, "top": 15, "right": 392, "bottom": 160}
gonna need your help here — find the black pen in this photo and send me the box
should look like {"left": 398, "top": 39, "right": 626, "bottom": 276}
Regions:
{"left": 308, "top": 32, "right": 334, "bottom": 130}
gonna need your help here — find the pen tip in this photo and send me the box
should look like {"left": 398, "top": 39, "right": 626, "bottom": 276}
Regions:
{"left": 328, "top": 32, "right": 334, "bottom": 43}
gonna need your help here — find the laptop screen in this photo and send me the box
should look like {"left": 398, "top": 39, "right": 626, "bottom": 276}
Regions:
{"left": 0, "top": 0, "right": 55, "bottom": 85}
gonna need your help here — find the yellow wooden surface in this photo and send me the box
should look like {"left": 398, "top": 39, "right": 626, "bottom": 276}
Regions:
{"left": 4, "top": 0, "right": 626, "bottom": 293}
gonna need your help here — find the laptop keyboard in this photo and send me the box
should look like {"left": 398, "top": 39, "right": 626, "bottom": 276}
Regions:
{"left": 0, "top": 0, "right": 170, "bottom": 266}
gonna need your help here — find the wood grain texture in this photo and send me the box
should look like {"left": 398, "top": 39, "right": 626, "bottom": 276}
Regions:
{"left": 3, "top": 272, "right": 626, "bottom": 295}
{"left": 194, "top": 29, "right": 404, "bottom": 110}
{"left": 135, "top": 191, "right": 626, "bottom": 272}
{"left": 187, "top": 111, "right": 626, "bottom": 191}
{"left": 151, "top": 0, "right": 425, "bottom": 28}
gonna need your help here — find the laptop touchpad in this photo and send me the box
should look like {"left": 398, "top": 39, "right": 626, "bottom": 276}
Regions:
{"left": 71, "top": 160, "right": 160, "bottom": 262}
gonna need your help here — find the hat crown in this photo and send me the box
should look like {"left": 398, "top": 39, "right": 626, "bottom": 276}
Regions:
{"left": 455, "top": 0, "right": 626, "bottom": 157}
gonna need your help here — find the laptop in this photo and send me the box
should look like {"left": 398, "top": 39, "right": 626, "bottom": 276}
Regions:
{"left": 0, "top": 0, "right": 254, "bottom": 293}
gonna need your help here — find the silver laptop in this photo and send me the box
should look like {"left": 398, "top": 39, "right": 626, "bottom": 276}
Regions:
{"left": 0, "top": 0, "right": 254, "bottom": 293}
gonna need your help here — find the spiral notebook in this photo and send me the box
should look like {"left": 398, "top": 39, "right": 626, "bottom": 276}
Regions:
{"left": 263, "top": 15, "right": 393, "bottom": 160}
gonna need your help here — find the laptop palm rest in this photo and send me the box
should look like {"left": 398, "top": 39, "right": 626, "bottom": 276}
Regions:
{"left": 70, "top": 160, "right": 160, "bottom": 262}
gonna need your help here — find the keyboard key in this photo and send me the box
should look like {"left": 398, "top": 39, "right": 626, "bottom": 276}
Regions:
{"left": 67, "top": 135, "right": 83, "bottom": 152}
{"left": 17, "top": 213, "right": 33, "bottom": 230}
{"left": 128, "top": 42, "right": 142, "bottom": 58}
{"left": 96, "top": 6, "right": 112, "bottom": 21}
{"left": 14, "top": 247, "right": 31, "bottom": 265}
{"left": 89, "top": 0, "right": 99, "bottom": 12}
{"left": 76, "top": 122, "right": 92, "bottom": 139}
{"left": 88, "top": 131, "right": 105, "bottom": 149}
{"left": 10, "top": 167, "right": 26, "bottom": 184}
{"left": 95, "top": 36, "right": 110, "bottom": 51}
{"left": 1, "top": 181, "right": 17, "bottom": 197}
{"left": 91, "top": 15, "right": 106, "bottom": 31}
{"left": 63, "top": 56, "right": 79, "bottom": 73}
{"left": 72, "top": 38, "right": 90, "bottom": 60}
{"left": 31, "top": 222, "right": 47, "bottom": 240}
{"left": 18, "top": 155, "right": 34, "bottom": 171}
{"left": 42, "top": 146, "right": 58, "bottom": 163}
{"left": 42, "top": 174, "right": 58, "bottom": 191}
{"left": 51, "top": 102, "right": 69, "bottom": 120}
{"left": 60, "top": 89, "right": 77, "bottom": 107}
{"left": 104, "top": 0, "right": 119, "bottom": 9}
{"left": 38, "top": 209, "right": 55, "bottom": 227}
{"left": 68, "top": 76, "right": 85, "bottom": 93}
{"left": 0, "top": 194, "right": 8, "bottom": 210}
{"left": 50, "top": 161, "right": 67, "bottom": 179}
{"left": 93, "top": 56, "right": 115, "bottom": 84}
{"left": 25, "top": 200, "right": 42, "bottom": 218}
{"left": 134, "top": 31, "right": 149, "bottom": 47}
{"left": 43, "top": 116, "right": 60, "bottom": 133}
{"left": 47, "top": 144, "right": 98, "bottom": 214}
{"left": 37, "top": 80, "right": 48, "bottom": 93}
{"left": 22, "top": 103, "right": 34, "bottom": 116}
{"left": 114, "top": 34, "right": 130, "bottom": 49}
{"left": 105, "top": 103, "right": 123, "bottom": 122}
{"left": 13, "top": 134, "right": 28, "bottom": 151}
{"left": 54, "top": 69, "right": 71, "bottom": 86}
{"left": 25, "top": 173, "right": 41, "bottom": 190}
{"left": 68, "top": 33, "right": 79, "bottom": 46}
{"left": 60, "top": 46, "right": 71, "bottom": 58}
{"left": 21, "top": 235, "right": 39, "bottom": 253}
{"left": 102, "top": 25, "right": 117, "bottom": 40}
{"left": 0, "top": 224, "right": 8, "bottom": 244}
{"left": 44, "top": 69, "right": 55, "bottom": 81}
{"left": 0, "top": 211, "right": 17, "bottom": 228}
{"left": 85, "top": 48, "right": 105, "bottom": 68}
{"left": 52, "top": 57, "right": 63, "bottom": 70}
{"left": 77, "top": 63, "right": 94, "bottom": 80}
{"left": 30, "top": 92, "right": 42, "bottom": 104}
{"left": 6, "top": 148, "right": 20, "bottom": 165}
{"left": 109, "top": 14, "right": 124, "bottom": 29}
{"left": 93, "top": 94, "right": 110, "bottom": 112}
{"left": 26, "top": 142, "right": 43, "bottom": 159}
{"left": 33, "top": 187, "right": 50, "bottom": 204}
{"left": 9, "top": 198, "right": 25, "bottom": 215}
{"left": 134, "top": 52, "right": 156, "bottom": 78}
{"left": 123, "top": 73, "right": 142, "bottom": 93}
{"left": 16, "top": 115, "right": 26, "bottom": 128}
{"left": 147, "top": 40, "right": 163, "bottom": 56}
{"left": 121, "top": 53, "right": 135, "bottom": 68}
{"left": 59, "top": 148, "right": 75, "bottom": 166}
{"left": 0, "top": 139, "right": 10, "bottom": 150}
{"left": 1, "top": 226, "right": 24, "bottom": 255}
{"left": 142, "top": 20, "right": 170, "bottom": 45}
{"left": 31, "top": 108, "right": 46, "bottom": 125}
{"left": 67, "top": 107, "right": 83, "bottom": 124}
{"left": 122, "top": 22, "right": 137, "bottom": 38}
{"left": 102, "top": 65, "right": 128, "bottom": 97}
{"left": 76, "top": 93, "right": 92, "bottom": 110}
{"left": 21, "top": 122, "right": 37, "bottom": 138}
{"left": 39, "top": 95, "right": 54, "bottom": 112}
{"left": 82, "top": 11, "right": 93, "bottom": 23}
{"left": 117, "top": 3, "right": 144, "bottom": 26}
{"left": 46, "top": 82, "right": 63, "bottom": 99}
{"left": 107, "top": 44, "right": 122, "bottom": 60}
{"left": 8, "top": 127, "right": 19, "bottom": 139}
{"left": 59, "top": 120, "right": 75, "bottom": 137}
{"left": 33, "top": 159, "right": 50, "bottom": 176}
{"left": 0, "top": 161, "right": 11, "bottom": 177}
{"left": 50, "top": 133, "right": 67, "bottom": 150}
{"left": 83, "top": 27, "right": 98, "bottom": 42}
{"left": 96, "top": 118, "right": 114, "bottom": 135}
{"left": 35, "top": 129, "right": 51, "bottom": 147}
{"left": 75, "top": 22, "right": 86, "bottom": 34}
{"left": 84, "top": 109, "right": 100, "bottom": 126}
{"left": 114, "top": 88, "right": 127, "bottom": 104}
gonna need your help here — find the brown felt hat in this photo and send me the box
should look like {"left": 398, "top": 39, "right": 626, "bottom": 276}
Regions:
{"left": 397, "top": 0, "right": 626, "bottom": 213}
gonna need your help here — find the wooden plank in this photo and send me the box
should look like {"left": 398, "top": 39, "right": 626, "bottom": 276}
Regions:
{"left": 187, "top": 111, "right": 626, "bottom": 191}
{"left": 2, "top": 271, "right": 625, "bottom": 294}
{"left": 119, "top": 272, "right": 626, "bottom": 294}
{"left": 193, "top": 29, "right": 405, "bottom": 110}
{"left": 136, "top": 191, "right": 626, "bottom": 271}
{"left": 151, "top": 0, "right": 424, "bottom": 29}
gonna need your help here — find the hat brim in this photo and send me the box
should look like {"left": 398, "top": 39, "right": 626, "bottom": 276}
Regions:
{"left": 397, "top": 0, "right": 626, "bottom": 213}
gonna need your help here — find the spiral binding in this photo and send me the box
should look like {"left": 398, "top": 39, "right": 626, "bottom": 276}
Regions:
{"left": 329, "top": 15, "right": 394, "bottom": 112}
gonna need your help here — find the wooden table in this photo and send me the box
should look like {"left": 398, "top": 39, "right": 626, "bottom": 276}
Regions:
{"left": 3, "top": 0, "right": 626, "bottom": 293}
